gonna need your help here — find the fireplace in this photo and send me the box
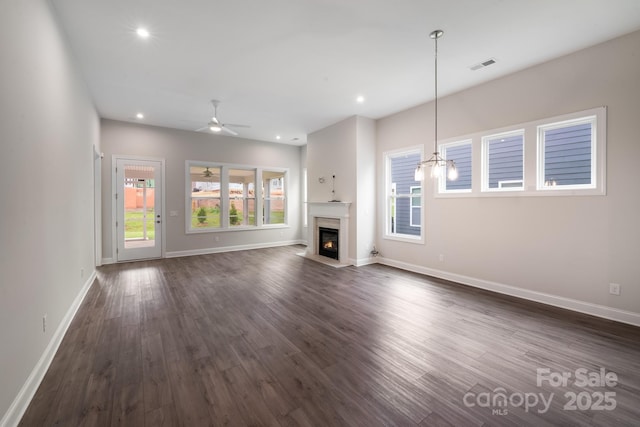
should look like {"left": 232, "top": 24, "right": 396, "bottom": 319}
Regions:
{"left": 306, "top": 202, "right": 351, "bottom": 266}
{"left": 318, "top": 227, "right": 339, "bottom": 260}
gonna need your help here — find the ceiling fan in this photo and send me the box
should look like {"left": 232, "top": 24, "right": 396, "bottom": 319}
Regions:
{"left": 196, "top": 100, "right": 250, "bottom": 136}
{"left": 202, "top": 167, "right": 213, "bottom": 178}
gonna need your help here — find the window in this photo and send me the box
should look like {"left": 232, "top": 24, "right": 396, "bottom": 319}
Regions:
{"left": 409, "top": 186, "right": 421, "bottom": 227}
{"left": 189, "top": 165, "right": 221, "bottom": 229}
{"left": 483, "top": 130, "right": 524, "bottom": 191}
{"left": 433, "top": 107, "right": 605, "bottom": 198}
{"left": 186, "top": 161, "right": 288, "bottom": 232}
{"left": 385, "top": 148, "right": 423, "bottom": 241}
{"left": 263, "top": 170, "right": 286, "bottom": 225}
{"left": 538, "top": 116, "right": 595, "bottom": 189}
{"left": 229, "top": 168, "right": 256, "bottom": 227}
{"left": 441, "top": 140, "right": 472, "bottom": 192}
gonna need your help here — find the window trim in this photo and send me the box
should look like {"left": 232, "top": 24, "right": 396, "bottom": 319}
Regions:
{"left": 435, "top": 106, "right": 606, "bottom": 198}
{"left": 185, "top": 160, "right": 289, "bottom": 233}
{"left": 187, "top": 163, "right": 223, "bottom": 231}
{"left": 228, "top": 167, "right": 257, "bottom": 228}
{"left": 481, "top": 129, "right": 525, "bottom": 193}
{"left": 439, "top": 139, "right": 473, "bottom": 194}
{"left": 536, "top": 115, "right": 597, "bottom": 191}
{"left": 409, "top": 186, "right": 421, "bottom": 227}
{"left": 383, "top": 146, "right": 424, "bottom": 244}
{"left": 262, "top": 169, "right": 288, "bottom": 226}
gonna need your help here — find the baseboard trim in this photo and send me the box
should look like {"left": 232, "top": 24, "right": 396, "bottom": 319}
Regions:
{"left": 166, "top": 240, "right": 306, "bottom": 259}
{"left": 353, "top": 256, "right": 378, "bottom": 267}
{"left": 1, "top": 271, "right": 97, "bottom": 427}
{"left": 377, "top": 257, "right": 640, "bottom": 328}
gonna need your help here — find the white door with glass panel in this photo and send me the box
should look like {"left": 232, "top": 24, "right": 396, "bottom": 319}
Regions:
{"left": 115, "top": 158, "right": 163, "bottom": 261}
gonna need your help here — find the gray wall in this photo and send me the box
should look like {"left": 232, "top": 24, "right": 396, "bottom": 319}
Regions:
{"left": 100, "top": 120, "right": 303, "bottom": 259}
{"left": 377, "top": 30, "right": 640, "bottom": 316}
{"left": 0, "top": 0, "right": 100, "bottom": 422}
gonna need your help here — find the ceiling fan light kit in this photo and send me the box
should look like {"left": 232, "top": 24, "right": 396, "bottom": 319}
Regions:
{"left": 415, "top": 29, "right": 457, "bottom": 182}
{"left": 208, "top": 121, "right": 222, "bottom": 132}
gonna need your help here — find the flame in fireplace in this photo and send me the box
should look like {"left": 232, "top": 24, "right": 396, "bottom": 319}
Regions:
{"left": 324, "top": 241, "right": 334, "bottom": 249}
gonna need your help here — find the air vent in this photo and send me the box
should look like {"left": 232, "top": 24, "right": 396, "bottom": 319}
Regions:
{"left": 470, "top": 58, "right": 497, "bottom": 71}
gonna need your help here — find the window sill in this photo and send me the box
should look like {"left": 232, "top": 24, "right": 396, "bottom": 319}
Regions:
{"left": 186, "top": 224, "right": 289, "bottom": 234}
{"left": 435, "top": 187, "right": 605, "bottom": 198}
{"left": 383, "top": 234, "right": 424, "bottom": 245}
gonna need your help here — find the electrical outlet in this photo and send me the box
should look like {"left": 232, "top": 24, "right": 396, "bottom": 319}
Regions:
{"left": 609, "top": 283, "right": 621, "bottom": 296}
{"left": 42, "top": 314, "right": 47, "bottom": 333}
{"left": 439, "top": 254, "right": 444, "bottom": 262}
{"left": 215, "top": 236, "right": 220, "bottom": 242}
{"left": 80, "top": 268, "right": 84, "bottom": 278}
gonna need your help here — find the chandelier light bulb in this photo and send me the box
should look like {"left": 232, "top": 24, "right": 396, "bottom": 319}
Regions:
{"left": 448, "top": 164, "right": 459, "bottom": 181}
{"left": 431, "top": 163, "right": 444, "bottom": 179}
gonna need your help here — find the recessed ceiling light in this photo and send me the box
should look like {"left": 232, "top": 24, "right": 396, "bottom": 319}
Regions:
{"left": 276, "top": 135, "right": 281, "bottom": 140}
{"left": 136, "top": 113, "right": 144, "bottom": 119}
{"left": 136, "top": 28, "right": 150, "bottom": 39}
{"left": 356, "top": 95, "right": 365, "bottom": 104}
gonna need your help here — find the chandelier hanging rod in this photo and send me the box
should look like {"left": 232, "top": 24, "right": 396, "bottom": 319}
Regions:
{"left": 415, "top": 29, "right": 458, "bottom": 182}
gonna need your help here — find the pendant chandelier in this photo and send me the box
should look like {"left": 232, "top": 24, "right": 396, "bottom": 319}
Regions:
{"left": 414, "top": 30, "right": 458, "bottom": 182}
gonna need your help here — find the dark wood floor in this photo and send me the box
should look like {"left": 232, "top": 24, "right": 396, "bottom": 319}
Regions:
{"left": 20, "top": 245, "right": 640, "bottom": 426}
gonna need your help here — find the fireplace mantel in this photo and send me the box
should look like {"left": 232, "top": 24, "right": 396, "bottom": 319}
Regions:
{"left": 306, "top": 202, "right": 352, "bottom": 266}
{"left": 307, "top": 201, "right": 351, "bottom": 218}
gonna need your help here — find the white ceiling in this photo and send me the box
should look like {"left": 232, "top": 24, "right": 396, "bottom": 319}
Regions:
{"left": 50, "top": 0, "right": 640, "bottom": 145}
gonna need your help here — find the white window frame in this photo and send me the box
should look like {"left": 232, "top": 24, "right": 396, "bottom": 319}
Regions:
{"left": 439, "top": 139, "right": 473, "bottom": 194}
{"left": 383, "top": 146, "right": 424, "bottom": 244}
{"left": 262, "top": 169, "right": 288, "bottom": 226}
{"left": 186, "top": 160, "right": 289, "bottom": 233}
{"left": 187, "top": 162, "right": 223, "bottom": 232}
{"left": 498, "top": 180, "right": 524, "bottom": 189}
{"left": 409, "top": 186, "right": 421, "bottom": 227}
{"left": 434, "top": 106, "right": 606, "bottom": 198}
{"left": 228, "top": 167, "right": 257, "bottom": 228}
{"left": 536, "top": 115, "right": 598, "bottom": 191}
{"left": 481, "top": 129, "right": 525, "bottom": 193}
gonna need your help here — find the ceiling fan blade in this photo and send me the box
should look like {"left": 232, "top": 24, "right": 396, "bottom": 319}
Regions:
{"left": 224, "top": 123, "right": 251, "bottom": 128}
{"left": 195, "top": 126, "right": 209, "bottom": 132}
{"left": 221, "top": 126, "right": 238, "bottom": 136}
